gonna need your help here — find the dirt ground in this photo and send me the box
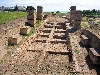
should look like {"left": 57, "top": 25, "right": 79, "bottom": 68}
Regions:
{"left": 0, "top": 16, "right": 99, "bottom": 75}
{"left": 0, "top": 17, "right": 26, "bottom": 60}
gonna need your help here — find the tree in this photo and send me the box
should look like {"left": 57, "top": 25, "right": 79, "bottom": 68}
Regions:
{"left": 92, "top": 9, "right": 96, "bottom": 15}
{"left": 56, "top": 11, "right": 60, "bottom": 13}
{"left": 26, "top": 6, "right": 35, "bottom": 10}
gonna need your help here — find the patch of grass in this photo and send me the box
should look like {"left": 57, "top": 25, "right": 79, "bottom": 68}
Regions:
{"left": 74, "top": 50, "right": 80, "bottom": 54}
{"left": 36, "top": 20, "right": 43, "bottom": 28}
{"left": 27, "top": 27, "right": 35, "bottom": 37}
{"left": 0, "top": 59, "right": 7, "bottom": 64}
{"left": 82, "top": 20, "right": 88, "bottom": 22}
{"left": 6, "top": 51, "right": 14, "bottom": 56}
{"left": 0, "top": 12, "right": 27, "bottom": 25}
{"left": 14, "top": 69, "right": 19, "bottom": 73}
{"left": 97, "top": 21, "right": 100, "bottom": 24}
{"left": 81, "top": 22, "right": 87, "bottom": 27}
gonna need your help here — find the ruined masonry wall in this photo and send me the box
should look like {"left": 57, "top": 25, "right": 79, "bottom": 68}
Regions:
{"left": 83, "top": 29, "right": 100, "bottom": 48}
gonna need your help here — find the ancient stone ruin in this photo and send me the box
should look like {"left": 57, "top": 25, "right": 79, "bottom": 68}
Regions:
{"left": 8, "top": 34, "right": 22, "bottom": 45}
{"left": 37, "top": 6, "right": 43, "bottom": 20}
{"left": 27, "top": 9, "right": 36, "bottom": 26}
{"left": 70, "top": 6, "right": 82, "bottom": 30}
{"left": 20, "top": 26, "right": 31, "bottom": 35}
{"left": 80, "top": 29, "right": 100, "bottom": 65}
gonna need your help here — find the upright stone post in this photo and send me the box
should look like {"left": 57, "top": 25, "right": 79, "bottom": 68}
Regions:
{"left": 27, "top": 8, "right": 36, "bottom": 27}
{"left": 73, "top": 11, "right": 82, "bottom": 30}
{"left": 69, "top": 6, "right": 82, "bottom": 30}
{"left": 70, "top": 6, "right": 76, "bottom": 24}
{"left": 37, "top": 6, "right": 43, "bottom": 20}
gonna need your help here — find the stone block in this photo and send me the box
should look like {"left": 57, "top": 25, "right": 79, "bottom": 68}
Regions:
{"left": 28, "top": 19, "right": 36, "bottom": 26}
{"left": 89, "top": 48, "right": 100, "bottom": 65}
{"left": 27, "top": 15, "right": 36, "bottom": 20}
{"left": 43, "top": 14, "right": 48, "bottom": 18}
{"left": 20, "top": 26, "right": 31, "bottom": 35}
{"left": 50, "top": 39, "right": 66, "bottom": 43}
{"left": 70, "top": 6, "right": 76, "bottom": 10}
{"left": 8, "top": 34, "right": 22, "bottom": 45}
{"left": 42, "top": 28, "right": 51, "bottom": 33}
{"left": 55, "top": 25, "right": 65, "bottom": 29}
{"left": 53, "top": 33, "right": 66, "bottom": 39}
{"left": 80, "top": 35, "right": 89, "bottom": 45}
{"left": 37, "top": 16, "right": 43, "bottom": 20}
{"left": 46, "top": 21, "right": 56, "bottom": 25}
{"left": 44, "top": 24, "right": 53, "bottom": 28}
{"left": 54, "top": 29, "right": 66, "bottom": 33}
{"left": 40, "top": 33, "right": 50, "bottom": 37}
{"left": 27, "top": 10, "right": 36, "bottom": 15}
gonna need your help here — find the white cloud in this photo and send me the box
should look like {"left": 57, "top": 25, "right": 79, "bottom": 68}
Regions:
{"left": 0, "top": 0, "right": 100, "bottom": 11}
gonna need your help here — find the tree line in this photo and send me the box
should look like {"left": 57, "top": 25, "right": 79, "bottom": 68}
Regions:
{"left": 83, "top": 9, "right": 100, "bottom": 17}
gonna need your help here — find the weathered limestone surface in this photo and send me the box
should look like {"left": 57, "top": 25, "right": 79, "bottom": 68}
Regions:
{"left": 70, "top": 6, "right": 82, "bottom": 30}
{"left": 37, "top": 6, "right": 43, "bottom": 20}
{"left": 89, "top": 48, "right": 100, "bottom": 65}
{"left": 44, "top": 24, "right": 53, "bottom": 28}
{"left": 80, "top": 35, "right": 89, "bottom": 45}
{"left": 27, "top": 9, "right": 36, "bottom": 26}
{"left": 20, "top": 26, "right": 31, "bottom": 35}
{"left": 8, "top": 34, "right": 22, "bottom": 45}
{"left": 83, "top": 29, "right": 100, "bottom": 48}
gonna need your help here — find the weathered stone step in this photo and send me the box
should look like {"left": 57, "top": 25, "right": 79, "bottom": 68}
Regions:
{"left": 39, "top": 33, "right": 50, "bottom": 38}
{"left": 47, "top": 51, "right": 69, "bottom": 55}
{"left": 54, "top": 29, "right": 66, "bottom": 33}
{"left": 50, "top": 39, "right": 67, "bottom": 43}
{"left": 44, "top": 24, "right": 53, "bottom": 28}
{"left": 27, "top": 49, "right": 43, "bottom": 52}
{"left": 35, "top": 39, "right": 46, "bottom": 43}
{"left": 41, "top": 28, "right": 51, "bottom": 33}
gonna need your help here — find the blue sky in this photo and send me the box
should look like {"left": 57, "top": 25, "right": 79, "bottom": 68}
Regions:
{"left": 0, "top": 0, "right": 100, "bottom": 11}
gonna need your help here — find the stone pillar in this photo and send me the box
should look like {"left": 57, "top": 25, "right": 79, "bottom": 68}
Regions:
{"left": 73, "top": 11, "right": 82, "bottom": 30}
{"left": 27, "top": 9, "right": 36, "bottom": 27}
{"left": 37, "top": 6, "right": 43, "bottom": 20}
{"left": 70, "top": 6, "right": 76, "bottom": 23}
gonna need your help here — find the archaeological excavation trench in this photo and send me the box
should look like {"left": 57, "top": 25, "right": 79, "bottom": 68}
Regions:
{"left": 26, "top": 18, "right": 71, "bottom": 74}
{"left": 0, "top": 16, "right": 74, "bottom": 75}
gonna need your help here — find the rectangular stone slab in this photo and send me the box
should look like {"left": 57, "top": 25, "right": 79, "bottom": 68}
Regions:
{"left": 80, "top": 35, "right": 89, "bottom": 45}
{"left": 8, "top": 34, "right": 22, "bottom": 45}
{"left": 50, "top": 39, "right": 66, "bottom": 43}
{"left": 89, "top": 48, "right": 100, "bottom": 65}
{"left": 20, "top": 26, "right": 31, "bottom": 35}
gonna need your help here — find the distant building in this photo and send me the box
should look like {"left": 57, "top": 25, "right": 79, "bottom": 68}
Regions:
{"left": 17, "top": 6, "right": 26, "bottom": 11}
{"left": 0, "top": 6, "right": 12, "bottom": 11}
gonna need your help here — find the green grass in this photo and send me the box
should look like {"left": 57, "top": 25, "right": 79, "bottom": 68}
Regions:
{"left": 27, "top": 27, "right": 35, "bottom": 37}
{"left": 81, "top": 22, "right": 87, "bottom": 27}
{"left": 0, "top": 12, "right": 27, "bottom": 25}
{"left": 74, "top": 50, "right": 80, "bottom": 54}
{"left": 97, "top": 21, "right": 100, "bottom": 24}
{"left": 36, "top": 20, "right": 43, "bottom": 28}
